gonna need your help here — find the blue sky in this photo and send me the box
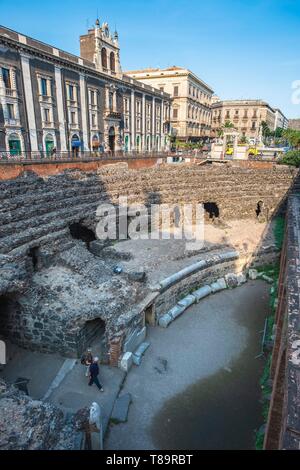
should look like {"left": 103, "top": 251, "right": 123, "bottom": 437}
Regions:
{"left": 1, "top": 0, "right": 300, "bottom": 118}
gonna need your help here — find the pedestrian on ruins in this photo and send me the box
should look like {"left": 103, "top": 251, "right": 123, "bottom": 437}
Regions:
{"left": 88, "top": 357, "right": 104, "bottom": 392}
{"left": 81, "top": 348, "right": 93, "bottom": 377}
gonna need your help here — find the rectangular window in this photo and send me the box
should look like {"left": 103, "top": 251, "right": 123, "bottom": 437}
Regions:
{"left": 68, "top": 85, "right": 74, "bottom": 101}
{"left": 7, "top": 103, "right": 14, "bottom": 119}
{"left": 92, "top": 114, "right": 96, "bottom": 127}
{"left": 173, "top": 108, "right": 178, "bottom": 119}
{"left": 109, "top": 92, "right": 113, "bottom": 110}
{"left": 90, "top": 90, "right": 95, "bottom": 105}
{"left": 41, "top": 78, "right": 48, "bottom": 96}
{"left": 43, "top": 108, "right": 50, "bottom": 123}
{"left": 173, "top": 86, "right": 179, "bottom": 97}
{"left": 71, "top": 111, "right": 76, "bottom": 124}
{"left": 2, "top": 68, "right": 11, "bottom": 89}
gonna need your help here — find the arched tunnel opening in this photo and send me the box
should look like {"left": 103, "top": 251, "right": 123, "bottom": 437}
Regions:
{"left": 28, "top": 247, "right": 39, "bottom": 272}
{"left": 69, "top": 222, "right": 96, "bottom": 247}
{"left": 204, "top": 202, "right": 220, "bottom": 220}
{"left": 0, "top": 294, "right": 21, "bottom": 342}
{"left": 256, "top": 201, "right": 264, "bottom": 218}
{"left": 77, "top": 318, "right": 107, "bottom": 364}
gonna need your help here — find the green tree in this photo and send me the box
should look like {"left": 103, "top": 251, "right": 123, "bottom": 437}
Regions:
{"left": 282, "top": 129, "right": 300, "bottom": 149}
{"left": 278, "top": 150, "right": 300, "bottom": 167}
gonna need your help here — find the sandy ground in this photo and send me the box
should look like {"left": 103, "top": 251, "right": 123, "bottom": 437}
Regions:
{"left": 105, "top": 281, "right": 270, "bottom": 450}
{"left": 112, "top": 219, "right": 275, "bottom": 284}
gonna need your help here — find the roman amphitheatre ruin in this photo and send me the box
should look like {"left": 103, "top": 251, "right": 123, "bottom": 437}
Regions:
{"left": 0, "top": 158, "right": 299, "bottom": 450}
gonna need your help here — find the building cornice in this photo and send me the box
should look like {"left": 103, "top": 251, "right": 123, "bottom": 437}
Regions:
{"left": 0, "top": 26, "right": 171, "bottom": 101}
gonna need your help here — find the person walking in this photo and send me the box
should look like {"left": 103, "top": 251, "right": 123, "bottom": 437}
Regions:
{"left": 88, "top": 357, "right": 104, "bottom": 392}
{"left": 81, "top": 348, "right": 93, "bottom": 377}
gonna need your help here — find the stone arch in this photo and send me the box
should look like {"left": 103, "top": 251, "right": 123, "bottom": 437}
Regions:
{"left": 71, "top": 134, "right": 80, "bottom": 158}
{"left": 110, "top": 51, "right": 115, "bottom": 72}
{"left": 45, "top": 133, "right": 55, "bottom": 156}
{"left": 136, "top": 135, "right": 141, "bottom": 152}
{"left": 109, "top": 126, "right": 116, "bottom": 153}
{"left": 204, "top": 202, "right": 220, "bottom": 220}
{"left": 124, "top": 135, "right": 130, "bottom": 152}
{"left": 8, "top": 132, "right": 22, "bottom": 156}
{"left": 0, "top": 294, "right": 22, "bottom": 343}
{"left": 256, "top": 201, "right": 264, "bottom": 218}
{"left": 101, "top": 47, "right": 108, "bottom": 69}
{"left": 76, "top": 317, "right": 108, "bottom": 363}
{"left": 69, "top": 222, "right": 96, "bottom": 247}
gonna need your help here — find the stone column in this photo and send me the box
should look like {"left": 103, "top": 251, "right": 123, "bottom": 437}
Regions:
{"left": 54, "top": 66, "right": 67, "bottom": 152}
{"left": 160, "top": 100, "right": 164, "bottom": 151}
{"left": 20, "top": 53, "right": 38, "bottom": 152}
{"left": 152, "top": 97, "right": 156, "bottom": 151}
{"left": 131, "top": 90, "right": 135, "bottom": 151}
{"left": 233, "top": 134, "right": 238, "bottom": 159}
{"left": 79, "top": 74, "right": 89, "bottom": 151}
{"left": 142, "top": 93, "right": 146, "bottom": 151}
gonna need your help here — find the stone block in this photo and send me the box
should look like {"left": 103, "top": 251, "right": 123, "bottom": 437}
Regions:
{"left": 193, "top": 285, "right": 212, "bottom": 303}
{"left": 134, "top": 342, "right": 150, "bottom": 360}
{"left": 168, "top": 304, "right": 187, "bottom": 320}
{"left": 127, "top": 270, "right": 146, "bottom": 283}
{"left": 237, "top": 273, "right": 247, "bottom": 285}
{"left": 159, "top": 314, "right": 173, "bottom": 328}
{"left": 225, "top": 273, "right": 239, "bottom": 289}
{"left": 132, "top": 342, "right": 150, "bottom": 366}
{"left": 120, "top": 352, "right": 133, "bottom": 373}
{"left": 178, "top": 295, "right": 196, "bottom": 309}
{"left": 248, "top": 269, "right": 258, "bottom": 280}
{"left": 261, "top": 274, "right": 274, "bottom": 284}
{"left": 132, "top": 354, "right": 142, "bottom": 366}
{"left": 111, "top": 393, "right": 132, "bottom": 424}
{"left": 123, "top": 327, "right": 147, "bottom": 353}
{"left": 89, "top": 240, "right": 109, "bottom": 257}
{"left": 211, "top": 278, "right": 227, "bottom": 293}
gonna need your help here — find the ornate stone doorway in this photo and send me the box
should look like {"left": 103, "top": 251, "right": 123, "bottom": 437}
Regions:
{"left": 109, "top": 126, "right": 115, "bottom": 154}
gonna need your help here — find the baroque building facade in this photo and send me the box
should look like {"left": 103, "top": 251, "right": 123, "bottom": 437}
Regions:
{"left": 0, "top": 20, "right": 171, "bottom": 157}
{"left": 211, "top": 99, "right": 284, "bottom": 141}
{"left": 125, "top": 66, "right": 214, "bottom": 142}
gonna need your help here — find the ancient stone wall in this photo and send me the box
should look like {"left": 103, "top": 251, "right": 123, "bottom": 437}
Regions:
{"left": 0, "top": 164, "right": 297, "bottom": 359}
{"left": 264, "top": 195, "right": 300, "bottom": 450}
{"left": 0, "top": 379, "right": 82, "bottom": 450}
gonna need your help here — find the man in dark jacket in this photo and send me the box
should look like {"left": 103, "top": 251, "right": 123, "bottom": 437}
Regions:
{"left": 88, "top": 357, "right": 104, "bottom": 392}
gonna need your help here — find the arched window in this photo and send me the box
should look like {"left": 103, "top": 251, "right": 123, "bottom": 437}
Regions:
{"left": 101, "top": 48, "right": 107, "bottom": 70}
{"left": 45, "top": 133, "right": 54, "bottom": 156}
{"left": 110, "top": 52, "right": 115, "bottom": 72}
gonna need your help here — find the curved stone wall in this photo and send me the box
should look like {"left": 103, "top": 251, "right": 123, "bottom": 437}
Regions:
{"left": 0, "top": 164, "right": 297, "bottom": 361}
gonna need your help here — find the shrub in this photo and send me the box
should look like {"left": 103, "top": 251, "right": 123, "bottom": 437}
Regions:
{"left": 278, "top": 150, "right": 300, "bottom": 167}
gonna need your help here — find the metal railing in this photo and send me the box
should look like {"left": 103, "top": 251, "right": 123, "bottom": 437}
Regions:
{"left": 0, "top": 149, "right": 178, "bottom": 164}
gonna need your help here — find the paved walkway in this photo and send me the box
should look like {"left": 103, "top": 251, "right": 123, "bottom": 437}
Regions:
{"left": 0, "top": 343, "right": 125, "bottom": 435}
{"left": 105, "top": 281, "right": 269, "bottom": 450}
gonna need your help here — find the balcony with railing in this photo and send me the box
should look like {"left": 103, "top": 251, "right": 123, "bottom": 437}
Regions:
{"left": 4, "top": 88, "right": 18, "bottom": 98}
{"left": 39, "top": 94, "right": 53, "bottom": 104}
{"left": 104, "top": 108, "right": 122, "bottom": 120}
{"left": 4, "top": 117, "right": 21, "bottom": 127}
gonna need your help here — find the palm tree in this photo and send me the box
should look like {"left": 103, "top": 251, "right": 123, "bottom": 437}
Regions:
{"left": 218, "top": 120, "right": 236, "bottom": 137}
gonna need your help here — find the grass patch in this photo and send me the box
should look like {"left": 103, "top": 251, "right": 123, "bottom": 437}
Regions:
{"left": 274, "top": 216, "right": 285, "bottom": 251}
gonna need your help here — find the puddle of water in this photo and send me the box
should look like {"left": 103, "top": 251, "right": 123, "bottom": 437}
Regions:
{"left": 151, "top": 283, "right": 269, "bottom": 450}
